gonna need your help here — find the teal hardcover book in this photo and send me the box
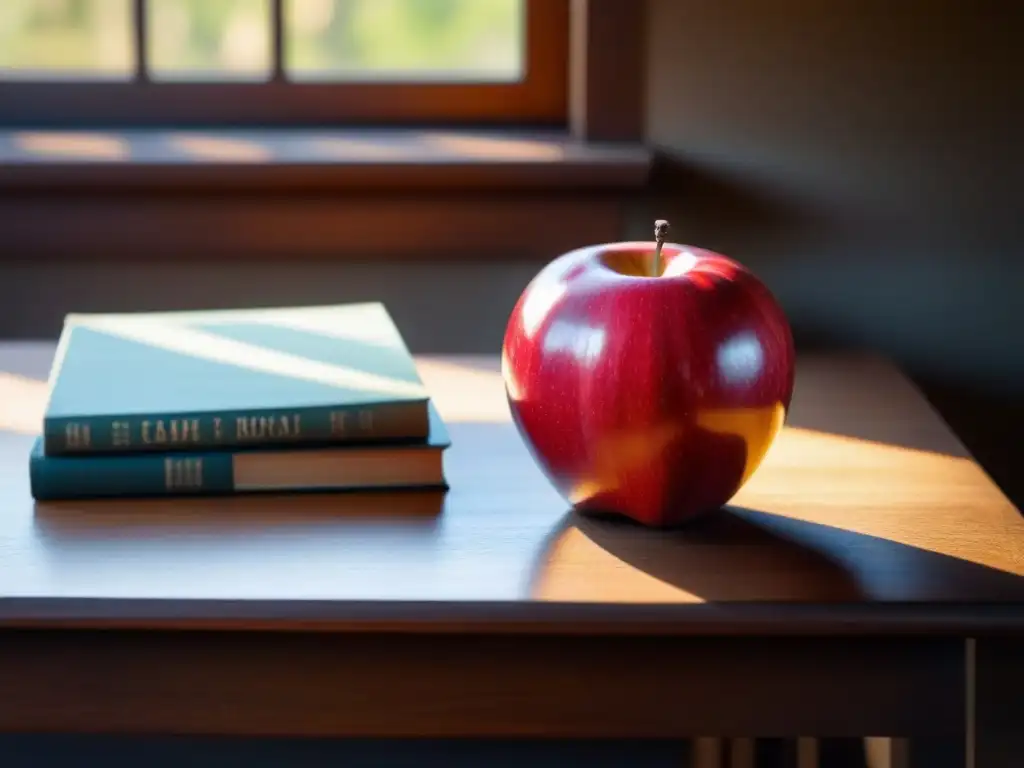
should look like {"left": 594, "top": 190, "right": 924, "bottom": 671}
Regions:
{"left": 42, "top": 303, "right": 430, "bottom": 455}
{"left": 31, "top": 404, "right": 450, "bottom": 500}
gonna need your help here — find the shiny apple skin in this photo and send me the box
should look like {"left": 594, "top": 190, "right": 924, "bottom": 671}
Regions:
{"left": 501, "top": 241, "right": 795, "bottom": 528}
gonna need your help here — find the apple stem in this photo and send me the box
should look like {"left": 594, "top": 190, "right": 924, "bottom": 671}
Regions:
{"left": 653, "top": 219, "right": 670, "bottom": 277}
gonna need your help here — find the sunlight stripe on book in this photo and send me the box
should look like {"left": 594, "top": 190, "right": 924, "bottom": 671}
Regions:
{"left": 75, "top": 316, "right": 427, "bottom": 400}
{"left": 240, "top": 304, "right": 409, "bottom": 348}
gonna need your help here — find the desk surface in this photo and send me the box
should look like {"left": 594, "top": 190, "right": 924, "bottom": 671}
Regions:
{"left": 0, "top": 342, "right": 1021, "bottom": 635}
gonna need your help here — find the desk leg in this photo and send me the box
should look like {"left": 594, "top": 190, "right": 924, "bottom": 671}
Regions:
{"left": 693, "top": 737, "right": 935, "bottom": 767}
{"left": 865, "top": 737, "right": 909, "bottom": 768}
{"left": 692, "top": 737, "right": 723, "bottom": 767}
{"left": 975, "top": 637, "right": 1024, "bottom": 768}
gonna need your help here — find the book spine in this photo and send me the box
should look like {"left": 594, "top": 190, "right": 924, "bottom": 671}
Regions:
{"left": 42, "top": 400, "right": 428, "bottom": 456}
{"left": 31, "top": 451, "right": 234, "bottom": 500}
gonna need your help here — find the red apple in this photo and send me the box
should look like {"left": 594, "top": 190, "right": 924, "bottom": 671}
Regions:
{"left": 501, "top": 222, "right": 795, "bottom": 527}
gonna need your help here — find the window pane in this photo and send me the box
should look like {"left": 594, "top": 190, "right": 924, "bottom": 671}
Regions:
{"left": 0, "top": 0, "right": 133, "bottom": 79}
{"left": 285, "top": 0, "right": 524, "bottom": 82}
{"left": 147, "top": 0, "right": 271, "bottom": 81}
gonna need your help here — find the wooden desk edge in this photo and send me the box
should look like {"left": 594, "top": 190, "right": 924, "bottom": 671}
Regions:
{"left": 3, "top": 598, "right": 1024, "bottom": 636}
{"left": 0, "top": 629, "right": 966, "bottom": 739}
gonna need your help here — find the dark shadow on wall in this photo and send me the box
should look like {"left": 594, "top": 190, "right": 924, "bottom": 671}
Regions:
{"left": 917, "top": 380, "right": 1024, "bottom": 513}
{"left": 645, "top": 157, "right": 841, "bottom": 254}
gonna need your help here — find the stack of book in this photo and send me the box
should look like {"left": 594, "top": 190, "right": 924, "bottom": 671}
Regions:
{"left": 29, "top": 303, "right": 449, "bottom": 501}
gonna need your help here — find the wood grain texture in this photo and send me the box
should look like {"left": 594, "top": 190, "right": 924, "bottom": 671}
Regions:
{"left": 0, "top": 344, "right": 1021, "bottom": 633}
{"left": 0, "top": 631, "right": 965, "bottom": 738}
{"left": 0, "top": 129, "right": 651, "bottom": 193}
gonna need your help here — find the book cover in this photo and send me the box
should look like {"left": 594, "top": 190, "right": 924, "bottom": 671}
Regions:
{"left": 30, "top": 404, "right": 450, "bottom": 501}
{"left": 43, "top": 303, "right": 430, "bottom": 455}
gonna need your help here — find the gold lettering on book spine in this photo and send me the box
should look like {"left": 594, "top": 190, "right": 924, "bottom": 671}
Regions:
{"left": 164, "top": 458, "right": 204, "bottom": 490}
{"left": 330, "top": 409, "right": 373, "bottom": 436}
{"left": 234, "top": 413, "right": 302, "bottom": 442}
{"left": 64, "top": 423, "right": 92, "bottom": 450}
{"left": 141, "top": 419, "right": 202, "bottom": 446}
{"left": 111, "top": 421, "right": 131, "bottom": 447}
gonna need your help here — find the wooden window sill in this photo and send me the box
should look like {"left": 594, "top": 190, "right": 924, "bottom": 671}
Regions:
{"left": 0, "top": 128, "right": 651, "bottom": 194}
{"left": 0, "top": 129, "right": 649, "bottom": 262}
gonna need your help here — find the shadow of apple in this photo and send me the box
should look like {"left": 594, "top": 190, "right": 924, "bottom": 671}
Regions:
{"left": 530, "top": 504, "right": 1024, "bottom": 604}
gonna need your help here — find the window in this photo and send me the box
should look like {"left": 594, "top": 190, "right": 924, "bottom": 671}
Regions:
{"left": 0, "top": 0, "right": 569, "bottom": 127}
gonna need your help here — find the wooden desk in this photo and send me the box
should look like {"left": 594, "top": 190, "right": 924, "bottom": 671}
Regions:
{"left": 0, "top": 343, "right": 1021, "bottom": 766}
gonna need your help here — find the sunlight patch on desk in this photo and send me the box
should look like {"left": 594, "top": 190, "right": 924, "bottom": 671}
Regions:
{"left": 532, "top": 424, "right": 1024, "bottom": 605}
{"left": 10, "top": 131, "right": 130, "bottom": 162}
{"left": 415, "top": 359, "right": 510, "bottom": 424}
{"left": 0, "top": 372, "right": 46, "bottom": 435}
{"left": 759, "top": 425, "right": 979, "bottom": 472}
{"left": 531, "top": 526, "right": 704, "bottom": 603}
{"left": 735, "top": 425, "right": 1024, "bottom": 576}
